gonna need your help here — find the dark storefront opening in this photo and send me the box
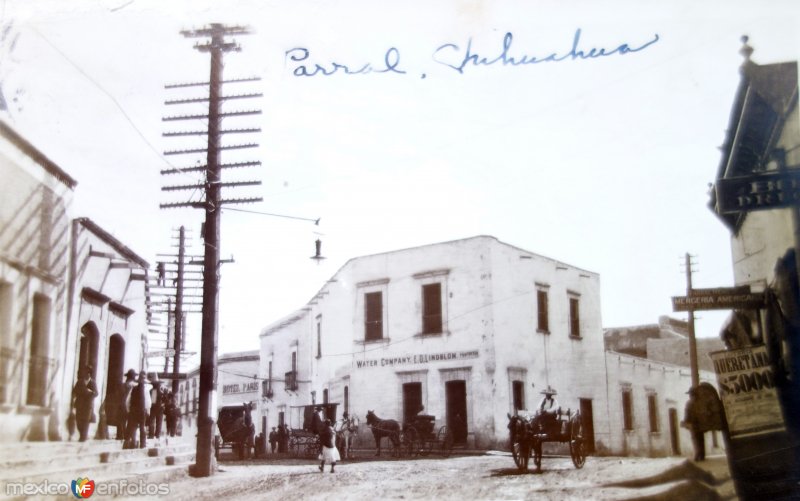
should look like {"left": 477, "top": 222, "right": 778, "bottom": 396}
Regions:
{"left": 579, "top": 398, "right": 595, "bottom": 453}
{"left": 445, "top": 380, "right": 468, "bottom": 445}
{"left": 403, "top": 382, "right": 423, "bottom": 424}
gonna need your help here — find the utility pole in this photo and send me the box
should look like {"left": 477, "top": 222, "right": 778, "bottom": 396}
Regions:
{"left": 161, "top": 23, "right": 262, "bottom": 478}
{"left": 149, "top": 226, "right": 203, "bottom": 390}
{"left": 685, "top": 253, "right": 700, "bottom": 388}
{"left": 172, "top": 226, "right": 186, "bottom": 394}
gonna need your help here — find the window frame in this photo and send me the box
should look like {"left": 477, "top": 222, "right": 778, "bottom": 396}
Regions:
{"left": 568, "top": 293, "right": 581, "bottom": 339}
{"left": 647, "top": 392, "right": 659, "bottom": 433}
{"left": 364, "top": 291, "right": 384, "bottom": 342}
{"left": 421, "top": 282, "right": 443, "bottom": 335}
{"left": 536, "top": 284, "right": 550, "bottom": 334}
{"left": 357, "top": 278, "right": 390, "bottom": 344}
{"left": 622, "top": 387, "right": 634, "bottom": 431}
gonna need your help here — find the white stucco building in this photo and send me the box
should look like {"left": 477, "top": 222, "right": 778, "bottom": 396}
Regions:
{"left": 0, "top": 121, "right": 152, "bottom": 442}
{"left": 259, "top": 236, "right": 610, "bottom": 451}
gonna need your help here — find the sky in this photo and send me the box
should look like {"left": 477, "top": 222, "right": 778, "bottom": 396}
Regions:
{"left": 1, "top": 0, "right": 799, "bottom": 370}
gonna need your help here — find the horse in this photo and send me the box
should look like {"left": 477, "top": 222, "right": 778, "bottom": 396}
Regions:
{"left": 334, "top": 414, "right": 359, "bottom": 459}
{"left": 507, "top": 413, "right": 533, "bottom": 471}
{"left": 365, "top": 410, "right": 400, "bottom": 457}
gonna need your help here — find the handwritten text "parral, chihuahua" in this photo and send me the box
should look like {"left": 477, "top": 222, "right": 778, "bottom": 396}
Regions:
{"left": 285, "top": 29, "right": 660, "bottom": 78}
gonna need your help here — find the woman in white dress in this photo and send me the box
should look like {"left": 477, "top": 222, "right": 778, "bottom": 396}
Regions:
{"left": 318, "top": 419, "right": 341, "bottom": 473}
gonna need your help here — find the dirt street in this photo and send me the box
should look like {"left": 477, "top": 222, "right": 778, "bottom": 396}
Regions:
{"left": 151, "top": 453, "right": 696, "bottom": 501}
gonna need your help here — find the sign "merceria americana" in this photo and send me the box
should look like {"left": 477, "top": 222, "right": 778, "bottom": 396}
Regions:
{"left": 672, "top": 286, "right": 763, "bottom": 311}
{"left": 355, "top": 350, "right": 480, "bottom": 369}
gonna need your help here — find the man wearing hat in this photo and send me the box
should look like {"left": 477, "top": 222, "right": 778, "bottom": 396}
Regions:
{"left": 148, "top": 374, "right": 165, "bottom": 440}
{"left": 682, "top": 386, "right": 705, "bottom": 461}
{"left": 72, "top": 365, "right": 98, "bottom": 442}
{"left": 537, "top": 386, "right": 560, "bottom": 436}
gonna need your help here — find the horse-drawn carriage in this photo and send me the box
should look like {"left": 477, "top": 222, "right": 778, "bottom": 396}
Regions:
{"left": 402, "top": 414, "right": 454, "bottom": 457}
{"left": 366, "top": 410, "right": 454, "bottom": 458}
{"left": 215, "top": 402, "right": 256, "bottom": 460}
{"left": 507, "top": 407, "right": 587, "bottom": 472}
{"left": 288, "top": 403, "right": 339, "bottom": 457}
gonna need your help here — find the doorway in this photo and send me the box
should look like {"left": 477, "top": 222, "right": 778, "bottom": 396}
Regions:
{"left": 579, "top": 398, "right": 596, "bottom": 453}
{"left": 669, "top": 407, "right": 681, "bottom": 455}
{"left": 445, "top": 380, "right": 468, "bottom": 444}
{"left": 105, "top": 334, "right": 125, "bottom": 429}
{"left": 403, "top": 382, "right": 423, "bottom": 423}
{"left": 78, "top": 322, "right": 100, "bottom": 379}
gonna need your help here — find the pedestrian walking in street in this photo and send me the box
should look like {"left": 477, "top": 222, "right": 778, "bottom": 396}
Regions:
{"left": 269, "top": 427, "right": 278, "bottom": 453}
{"left": 72, "top": 366, "right": 98, "bottom": 442}
{"left": 318, "top": 419, "right": 340, "bottom": 473}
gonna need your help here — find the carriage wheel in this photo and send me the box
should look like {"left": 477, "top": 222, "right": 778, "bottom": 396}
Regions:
{"left": 511, "top": 436, "right": 529, "bottom": 471}
{"left": 570, "top": 415, "right": 586, "bottom": 469}
{"left": 438, "top": 426, "right": 454, "bottom": 458}
{"left": 402, "top": 426, "right": 419, "bottom": 457}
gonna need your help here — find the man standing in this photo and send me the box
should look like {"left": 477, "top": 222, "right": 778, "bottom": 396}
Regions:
{"left": 72, "top": 366, "right": 98, "bottom": 442}
{"left": 125, "top": 371, "right": 151, "bottom": 448}
{"left": 269, "top": 427, "right": 278, "bottom": 454}
{"left": 682, "top": 386, "right": 706, "bottom": 461}
{"left": 148, "top": 376, "right": 165, "bottom": 439}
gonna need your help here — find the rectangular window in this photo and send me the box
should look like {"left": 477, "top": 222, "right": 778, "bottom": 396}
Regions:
{"left": 316, "top": 318, "right": 322, "bottom": 358}
{"left": 27, "top": 294, "right": 51, "bottom": 406}
{"left": 344, "top": 386, "right": 349, "bottom": 416}
{"left": 512, "top": 380, "right": 525, "bottom": 411}
{"left": 268, "top": 361, "right": 273, "bottom": 392}
{"left": 323, "top": 389, "right": 328, "bottom": 404}
{"left": 569, "top": 297, "right": 581, "bottom": 338}
{"left": 622, "top": 389, "right": 633, "bottom": 431}
{"left": 422, "top": 283, "right": 443, "bottom": 334}
{"left": 537, "top": 290, "right": 549, "bottom": 332}
{"left": 365, "top": 291, "right": 383, "bottom": 341}
{"left": 648, "top": 394, "right": 659, "bottom": 432}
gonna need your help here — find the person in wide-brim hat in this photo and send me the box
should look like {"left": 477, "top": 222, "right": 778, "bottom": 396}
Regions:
{"left": 540, "top": 385, "right": 558, "bottom": 396}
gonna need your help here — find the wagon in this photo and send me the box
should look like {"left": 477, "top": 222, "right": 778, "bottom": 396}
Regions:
{"left": 508, "top": 408, "right": 586, "bottom": 472}
{"left": 401, "top": 414, "right": 454, "bottom": 457}
{"left": 288, "top": 403, "right": 339, "bottom": 457}
{"left": 215, "top": 403, "right": 256, "bottom": 460}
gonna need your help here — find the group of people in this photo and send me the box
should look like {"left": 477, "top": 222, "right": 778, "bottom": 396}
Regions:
{"left": 70, "top": 367, "right": 180, "bottom": 448}
{"left": 267, "top": 424, "right": 291, "bottom": 453}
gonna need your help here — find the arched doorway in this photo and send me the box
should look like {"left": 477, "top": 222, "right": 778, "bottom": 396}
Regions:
{"left": 77, "top": 322, "right": 100, "bottom": 379}
{"left": 105, "top": 334, "right": 125, "bottom": 434}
